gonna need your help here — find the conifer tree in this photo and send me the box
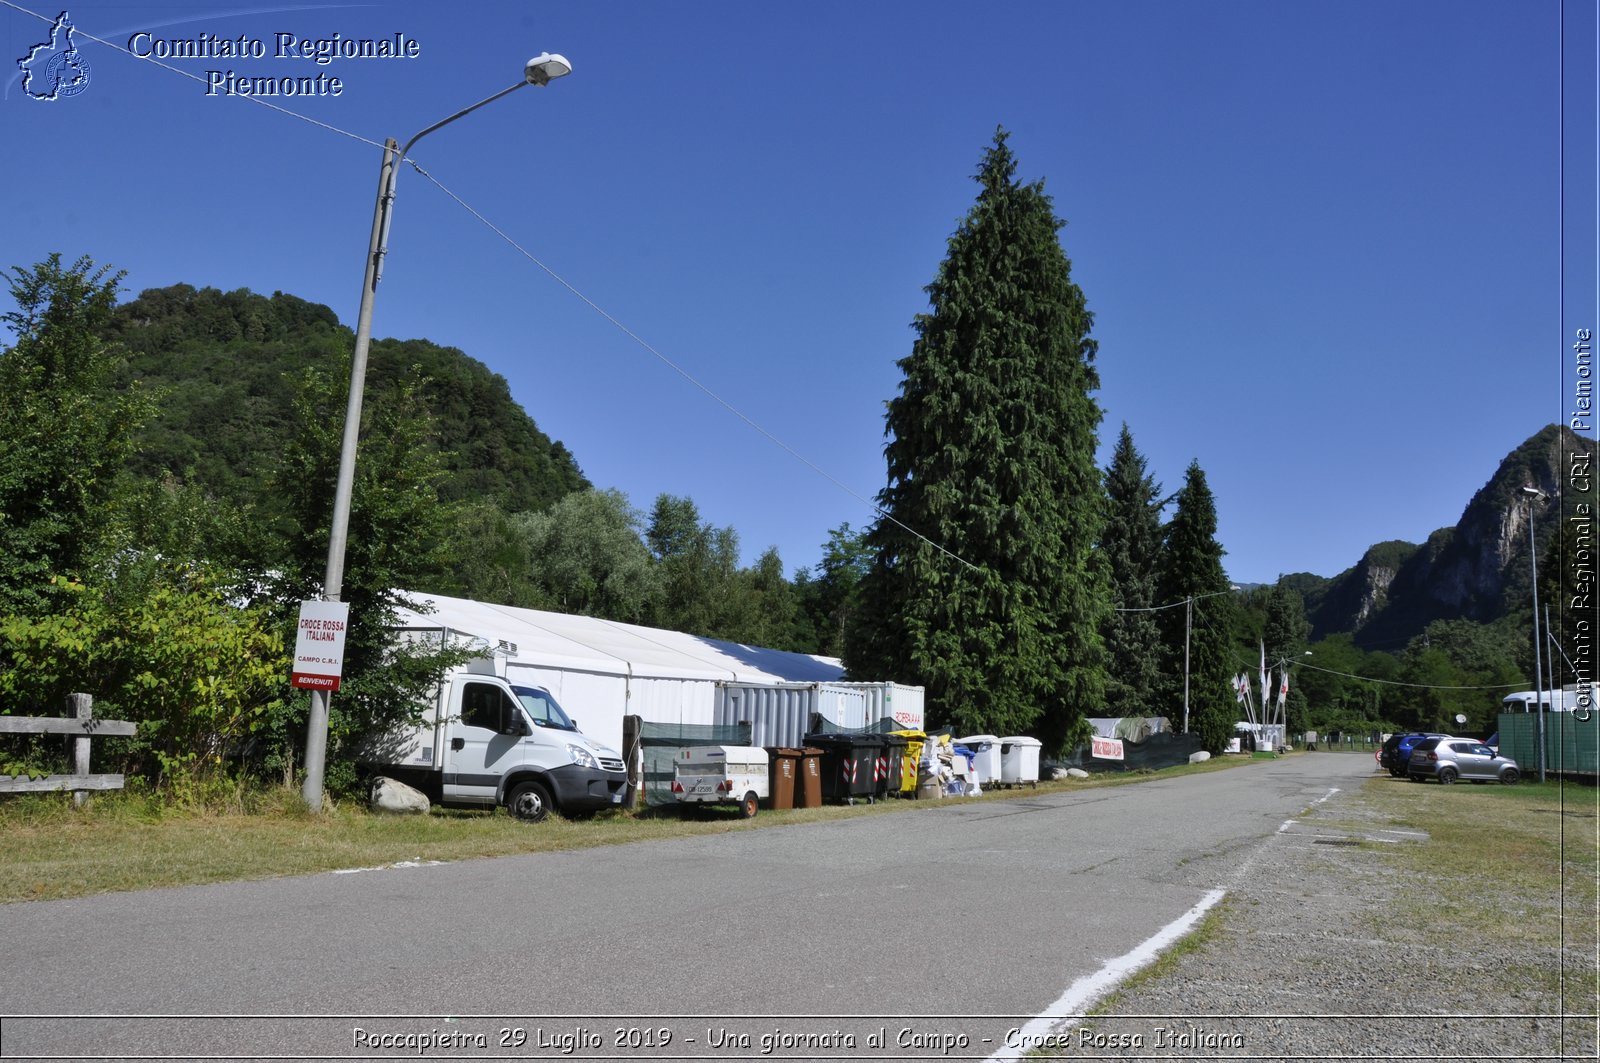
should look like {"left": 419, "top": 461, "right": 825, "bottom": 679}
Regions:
{"left": 1155, "top": 461, "right": 1236, "bottom": 753}
{"left": 846, "top": 129, "right": 1107, "bottom": 751}
{"left": 1100, "top": 425, "right": 1166, "bottom": 713}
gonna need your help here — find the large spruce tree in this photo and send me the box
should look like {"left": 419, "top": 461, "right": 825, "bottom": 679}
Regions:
{"left": 1156, "top": 461, "right": 1236, "bottom": 752}
{"left": 1100, "top": 425, "right": 1166, "bottom": 713}
{"left": 846, "top": 129, "right": 1107, "bottom": 752}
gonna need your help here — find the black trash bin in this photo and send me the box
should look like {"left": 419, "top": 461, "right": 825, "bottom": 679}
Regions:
{"left": 879, "top": 733, "right": 909, "bottom": 799}
{"left": 803, "top": 733, "right": 884, "bottom": 805}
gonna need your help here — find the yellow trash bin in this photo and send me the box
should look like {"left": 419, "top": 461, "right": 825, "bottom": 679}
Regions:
{"left": 890, "top": 729, "right": 926, "bottom": 795}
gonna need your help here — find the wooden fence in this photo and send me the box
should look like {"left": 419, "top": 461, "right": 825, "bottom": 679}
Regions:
{"left": 0, "top": 693, "right": 135, "bottom": 806}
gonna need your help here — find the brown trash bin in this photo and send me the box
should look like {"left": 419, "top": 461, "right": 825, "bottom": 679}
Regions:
{"left": 766, "top": 748, "right": 801, "bottom": 810}
{"left": 796, "top": 747, "right": 824, "bottom": 808}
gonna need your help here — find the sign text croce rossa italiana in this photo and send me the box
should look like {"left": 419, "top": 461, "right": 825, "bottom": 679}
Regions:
{"left": 291, "top": 600, "right": 350, "bottom": 692}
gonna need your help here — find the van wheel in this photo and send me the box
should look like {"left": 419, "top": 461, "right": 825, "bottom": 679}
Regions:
{"left": 508, "top": 780, "right": 553, "bottom": 822}
{"left": 739, "top": 791, "right": 759, "bottom": 819}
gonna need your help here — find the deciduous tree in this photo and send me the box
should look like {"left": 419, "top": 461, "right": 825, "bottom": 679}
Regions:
{"left": 0, "top": 255, "right": 151, "bottom": 612}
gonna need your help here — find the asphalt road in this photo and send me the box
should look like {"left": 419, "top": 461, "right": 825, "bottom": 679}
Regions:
{"left": 1, "top": 754, "right": 1377, "bottom": 1060}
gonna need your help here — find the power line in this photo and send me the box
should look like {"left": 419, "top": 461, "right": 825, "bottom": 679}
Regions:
{"left": 406, "top": 162, "right": 982, "bottom": 574}
{"left": 5, "top": 0, "right": 987, "bottom": 575}
{"left": 1, "top": 1, "right": 387, "bottom": 151}
{"left": 1287, "top": 658, "right": 1528, "bottom": 693}
{"left": 1112, "top": 588, "right": 1234, "bottom": 613}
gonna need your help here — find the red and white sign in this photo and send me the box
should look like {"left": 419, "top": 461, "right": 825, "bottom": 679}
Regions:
{"left": 1090, "top": 735, "right": 1125, "bottom": 761}
{"left": 290, "top": 599, "right": 350, "bottom": 692}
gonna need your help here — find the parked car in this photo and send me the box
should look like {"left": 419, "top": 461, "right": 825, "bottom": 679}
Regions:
{"left": 1406, "top": 737, "right": 1521, "bottom": 785}
{"left": 1378, "top": 732, "right": 1453, "bottom": 777}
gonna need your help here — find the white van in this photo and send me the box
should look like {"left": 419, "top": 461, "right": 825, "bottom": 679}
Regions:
{"left": 367, "top": 657, "right": 629, "bottom": 821}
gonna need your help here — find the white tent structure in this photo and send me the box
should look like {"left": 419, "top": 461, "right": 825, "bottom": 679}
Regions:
{"left": 394, "top": 592, "right": 849, "bottom": 752}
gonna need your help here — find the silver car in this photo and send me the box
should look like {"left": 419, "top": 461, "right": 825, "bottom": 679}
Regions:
{"left": 1406, "top": 737, "right": 1520, "bottom": 785}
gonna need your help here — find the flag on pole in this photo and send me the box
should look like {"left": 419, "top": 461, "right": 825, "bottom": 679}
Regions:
{"left": 1234, "top": 673, "right": 1247, "bottom": 703}
{"left": 1277, "top": 667, "right": 1289, "bottom": 711}
{"left": 1259, "top": 641, "right": 1269, "bottom": 708}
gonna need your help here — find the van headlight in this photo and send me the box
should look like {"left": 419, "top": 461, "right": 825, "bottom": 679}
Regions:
{"left": 567, "top": 744, "right": 598, "bottom": 770}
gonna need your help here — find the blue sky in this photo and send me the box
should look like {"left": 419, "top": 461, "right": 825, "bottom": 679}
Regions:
{"left": 3, "top": 0, "right": 1595, "bottom": 588}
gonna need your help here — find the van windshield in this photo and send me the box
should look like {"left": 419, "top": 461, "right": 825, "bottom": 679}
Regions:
{"left": 511, "top": 686, "right": 578, "bottom": 731}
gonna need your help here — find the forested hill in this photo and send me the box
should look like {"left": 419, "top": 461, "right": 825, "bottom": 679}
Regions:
{"left": 105, "top": 283, "right": 588, "bottom": 511}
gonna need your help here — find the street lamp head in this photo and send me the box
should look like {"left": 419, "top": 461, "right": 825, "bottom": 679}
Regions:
{"left": 1522, "top": 485, "right": 1543, "bottom": 497}
{"left": 525, "top": 52, "right": 572, "bottom": 85}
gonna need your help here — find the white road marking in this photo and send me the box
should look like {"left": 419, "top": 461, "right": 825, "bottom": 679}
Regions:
{"left": 330, "top": 859, "right": 445, "bottom": 875}
{"left": 982, "top": 887, "right": 1228, "bottom": 1063}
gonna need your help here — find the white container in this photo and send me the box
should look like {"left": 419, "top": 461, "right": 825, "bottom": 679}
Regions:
{"left": 955, "top": 734, "right": 1002, "bottom": 785}
{"left": 999, "top": 736, "right": 1042, "bottom": 786}
{"left": 672, "top": 745, "right": 770, "bottom": 817}
{"left": 834, "top": 682, "right": 927, "bottom": 730}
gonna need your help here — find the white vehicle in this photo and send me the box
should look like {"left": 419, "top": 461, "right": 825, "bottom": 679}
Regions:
{"left": 672, "top": 745, "right": 769, "bottom": 818}
{"left": 1502, "top": 684, "right": 1598, "bottom": 716}
{"left": 368, "top": 657, "right": 629, "bottom": 821}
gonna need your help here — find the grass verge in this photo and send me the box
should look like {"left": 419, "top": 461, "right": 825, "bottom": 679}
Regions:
{"left": 1069, "top": 772, "right": 1598, "bottom": 1052}
{"left": 1356, "top": 774, "right": 1599, "bottom": 1016}
{"left": 1, "top": 753, "right": 1256, "bottom": 903}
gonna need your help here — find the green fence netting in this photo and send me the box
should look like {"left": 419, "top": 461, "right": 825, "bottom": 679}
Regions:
{"left": 1063, "top": 731, "right": 1205, "bottom": 773}
{"left": 636, "top": 720, "right": 753, "bottom": 807}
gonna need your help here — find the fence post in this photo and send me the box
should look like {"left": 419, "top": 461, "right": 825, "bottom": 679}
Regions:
{"left": 622, "top": 714, "right": 641, "bottom": 810}
{"left": 69, "top": 692, "right": 93, "bottom": 809}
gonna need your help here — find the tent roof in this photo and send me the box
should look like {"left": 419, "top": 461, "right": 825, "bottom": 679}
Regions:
{"left": 396, "top": 591, "right": 844, "bottom": 685}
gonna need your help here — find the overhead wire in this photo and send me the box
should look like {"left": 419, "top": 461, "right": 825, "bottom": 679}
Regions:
{"left": 2, "top": 0, "right": 981, "bottom": 572}
{"left": 0, "top": 0, "right": 388, "bottom": 151}
{"left": 17, "top": 0, "right": 1544, "bottom": 679}
{"left": 1252, "top": 655, "right": 1530, "bottom": 692}
{"left": 404, "top": 161, "right": 981, "bottom": 574}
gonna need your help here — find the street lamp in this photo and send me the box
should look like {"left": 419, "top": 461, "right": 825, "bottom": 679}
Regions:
{"left": 1521, "top": 485, "right": 1546, "bottom": 783}
{"left": 300, "top": 53, "right": 573, "bottom": 812}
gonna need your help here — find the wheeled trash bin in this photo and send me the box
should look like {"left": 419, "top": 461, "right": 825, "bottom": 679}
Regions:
{"left": 999, "top": 736, "right": 1043, "bottom": 787}
{"left": 803, "top": 733, "right": 883, "bottom": 805}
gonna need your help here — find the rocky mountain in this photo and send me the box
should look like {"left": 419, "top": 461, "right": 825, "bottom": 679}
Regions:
{"left": 1287, "top": 425, "right": 1593, "bottom": 649}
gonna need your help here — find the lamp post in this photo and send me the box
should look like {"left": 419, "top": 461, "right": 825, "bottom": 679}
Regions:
{"left": 1522, "top": 485, "right": 1546, "bottom": 783}
{"left": 300, "top": 53, "right": 574, "bottom": 813}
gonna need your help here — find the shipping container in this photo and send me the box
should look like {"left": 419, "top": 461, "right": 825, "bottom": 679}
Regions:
{"left": 832, "top": 682, "right": 926, "bottom": 731}
{"left": 713, "top": 683, "right": 869, "bottom": 748}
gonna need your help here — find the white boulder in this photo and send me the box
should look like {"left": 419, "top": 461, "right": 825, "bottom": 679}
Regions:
{"left": 1065, "top": 767, "right": 1090, "bottom": 779}
{"left": 1188, "top": 751, "right": 1211, "bottom": 764}
{"left": 370, "top": 776, "right": 430, "bottom": 815}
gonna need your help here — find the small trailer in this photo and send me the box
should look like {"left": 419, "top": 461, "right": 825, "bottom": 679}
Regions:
{"left": 671, "top": 745, "right": 769, "bottom": 818}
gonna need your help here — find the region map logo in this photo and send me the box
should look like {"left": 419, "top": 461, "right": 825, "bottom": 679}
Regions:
{"left": 18, "top": 10, "right": 91, "bottom": 100}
